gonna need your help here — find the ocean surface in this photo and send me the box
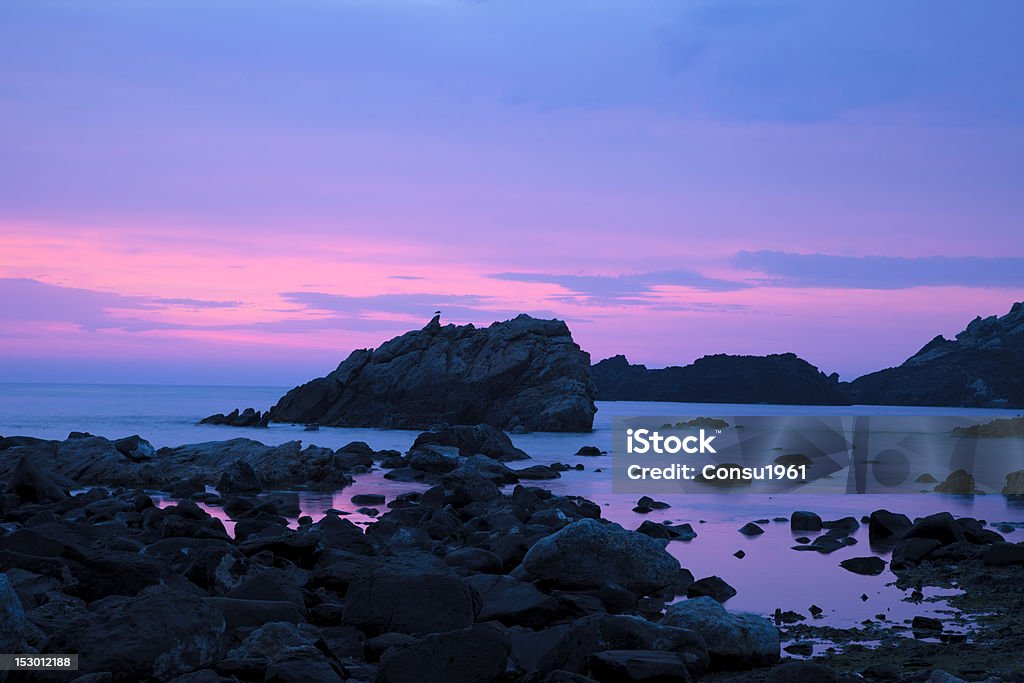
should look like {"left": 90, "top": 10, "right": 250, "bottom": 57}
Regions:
{"left": 2, "top": 383, "right": 1023, "bottom": 636}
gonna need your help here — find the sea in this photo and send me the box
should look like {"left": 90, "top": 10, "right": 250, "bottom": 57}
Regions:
{"left": 2, "top": 383, "right": 1023, "bottom": 638}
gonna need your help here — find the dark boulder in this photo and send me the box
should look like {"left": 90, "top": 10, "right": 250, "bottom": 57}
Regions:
{"left": 411, "top": 424, "right": 529, "bottom": 460}
{"left": 3, "top": 454, "right": 69, "bottom": 503}
{"left": 662, "top": 596, "right": 779, "bottom": 669}
{"left": 891, "top": 538, "right": 942, "bottom": 568}
{"left": 522, "top": 519, "right": 680, "bottom": 595}
{"left": 343, "top": 570, "right": 479, "bottom": 636}
{"left": 686, "top": 576, "right": 737, "bottom": 603}
{"left": 868, "top": 509, "right": 912, "bottom": 541}
{"left": 465, "top": 574, "right": 559, "bottom": 628}
{"left": 587, "top": 650, "right": 693, "bottom": 682}
{"left": 790, "top": 511, "right": 822, "bottom": 532}
{"left": 983, "top": 541, "right": 1024, "bottom": 566}
{"left": 267, "top": 315, "right": 598, "bottom": 432}
{"left": 903, "top": 512, "right": 967, "bottom": 546}
{"left": 534, "top": 614, "right": 708, "bottom": 680}
{"left": 378, "top": 623, "right": 510, "bottom": 683}
{"left": 838, "top": 556, "right": 886, "bottom": 576}
{"left": 217, "top": 460, "right": 262, "bottom": 493}
{"left": 934, "top": 469, "right": 977, "bottom": 494}
{"left": 113, "top": 435, "right": 156, "bottom": 462}
{"left": 44, "top": 584, "right": 226, "bottom": 680}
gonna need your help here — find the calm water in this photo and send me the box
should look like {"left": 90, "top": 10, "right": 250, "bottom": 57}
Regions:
{"left": 3, "top": 383, "right": 1023, "bottom": 633}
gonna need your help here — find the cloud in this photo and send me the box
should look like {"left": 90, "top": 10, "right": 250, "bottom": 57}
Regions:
{"left": 734, "top": 251, "right": 1024, "bottom": 290}
{"left": 149, "top": 297, "right": 242, "bottom": 309}
{"left": 488, "top": 269, "right": 749, "bottom": 307}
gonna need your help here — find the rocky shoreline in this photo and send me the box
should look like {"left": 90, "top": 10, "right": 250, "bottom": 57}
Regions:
{"left": 2, "top": 429, "right": 1023, "bottom": 682}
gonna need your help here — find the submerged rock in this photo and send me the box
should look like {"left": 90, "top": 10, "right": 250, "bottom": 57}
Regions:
{"left": 268, "top": 315, "right": 598, "bottom": 432}
{"left": 838, "top": 556, "right": 886, "bottom": 576}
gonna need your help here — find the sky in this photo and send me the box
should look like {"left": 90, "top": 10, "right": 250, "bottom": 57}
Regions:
{"left": 1, "top": 0, "right": 1022, "bottom": 385}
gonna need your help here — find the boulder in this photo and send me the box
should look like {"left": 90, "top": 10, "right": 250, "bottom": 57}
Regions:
{"left": 411, "top": 424, "right": 529, "bottom": 460}
{"left": 686, "top": 576, "right": 736, "bottom": 603}
{"left": 522, "top": 519, "right": 680, "bottom": 595}
{"left": 217, "top": 460, "right": 262, "bottom": 492}
{"left": 343, "top": 570, "right": 479, "bottom": 635}
{"left": 868, "top": 509, "right": 912, "bottom": 540}
{"left": 267, "top": 315, "right": 598, "bottom": 432}
{"left": 790, "top": 511, "right": 822, "bottom": 532}
{"left": 264, "top": 646, "right": 344, "bottom": 683}
{"left": 113, "top": 435, "right": 156, "bottom": 462}
{"left": 587, "top": 650, "right": 692, "bottom": 682}
{"left": 983, "top": 541, "right": 1024, "bottom": 566}
{"left": 3, "top": 454, "right": 69, "bottom": 503}
{"left": 838, "top": 556, "right": 886, "bottom": 576}
{"left": 0, "top": 574, "right": 27, "bottom": 657}
{"left": 934, "top": 469, "right": 977, "bottom": 494}
{"left": 891, "top": 538, "right": 942, "bottom": 568}
{"left": 45, "top": 585, "right": 226, "bottom": 680}
{"left": 1003, "top": 469, "right": 1024, "bottom": 495}
{"left": 378, "top": 623, "right": 510, "bottom": 683}
{"left": 535, "top": 614, "right": 708, "bottom": 680}
{"left": 661, "top": 596, "right": 779, "bottom": 669}
{"left": 903, "top": 512, "right": 967, "bottom": 546}
{"left": 465, "top": 574, "right": 559, "bottom": 628}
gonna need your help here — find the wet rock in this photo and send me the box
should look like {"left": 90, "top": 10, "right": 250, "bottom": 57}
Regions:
{"left": 821, "top": 516, "right": 859, "bottom": 533}
{"left": 1002, "top": 469, "right": 1024, "bottom": 495}
{"left": 113, "top": 435, "right": 156, "bottom": 462}
{"left": 3, "top": 454, "right": 69, "bottom": 503}
{"left": 351, "top": 493, "right": 385, "bottom": 505}
{"left": 636, "top": 496, "right": 670, "bottom": 510}
{"left": 200, "top": 408, "right": 266, "bottom": 427}
{"left": 217, "top": 460, "right": 262, "bottom": 493}
{"left": 443, "top": 547, "right": 503, "bottom": 574}
{"left": 343, "top": 570, "right": 478, "bottom": 636}
{"left": 891, "top": 538, "right": 942, "bottom": 568}
{"left": 465, "top": 574, "right": 559, "bottom": 628}
{"left": 911, "top": 615, "right": 942, "bottom": 633}
{"left": 767, "top": 661, "right": 839, "bottom": 682}
{"left": 518, "top": 465, "right": 562, "bottom": 480}
{"left": 903, "top": 512, "right": 967, "bottom": 546}
{"left": 265, "top": 646, "right": 344, "bottom": 683}
{"left": 0, "top": 574, "right": 27, "bottom": 658}
{"left": 575, "top": 446, "right": 603, "bottom": 456}
{"left": 45, "top": 584, "right": 226, "bottom": 680}
{"left": 662, "top": 596, "right": 779, "bottom": 669}
{"left": 839, "top": 556, "right": 886, "bottom": 576}
{"left": 412, "top": 424, "right": 529, "bottom": 461}
{"left": 686, "top": 576, "right": 737, "bottom": 603}
{"left": 225, "top": 621, "right": 319, "bottom": 660}
{"left": 934, "top": 469, "right": 977, "bottom": 494}
{"left": 790, "top": 511, "right": 822, "bottom": 532}
{"left": 783, "top": 642, "right": 813, "bottom": 656}
{"left": 588, "top": 650, "right": 692, "bottom": 682}
{"left": 522, "top": 519, "right": 680, "bottom": 595}
{"left": 535, "top": 614, "right": 708, "bottom": 680}
{"left": 378, "top": 623, "right": 510, "bottom": 683}
{"left": 926, "top": 671, "right": 968, "bottom": 683}
{"left": 267, "top": 315, "right": 598, "bottom": 432}
{"left": 738, "top": 522, "right": 764, "bottom": 536}
{"left": 868, "top": 509, "right": 912, "bottom": 540}
{"left": 983, "top": 541, "right": 1024, "bottom": 566}
{"left": 733, "top": 550, "right": 746, "bottom": 559}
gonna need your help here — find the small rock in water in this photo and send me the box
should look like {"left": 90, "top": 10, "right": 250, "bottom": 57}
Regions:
{"left": 351, "top": 493, "right": 385, "bottom": 505}
{"left": 738, "top": 522, "right": 765, "bottom": 536}
{"left": 636, "top": 495, "right": 670, "bottom": 510}
{"left": 791, "top": 511, "right": 822, "bottom": 531}
{"left": 808, "top": 605, "right": 823, "bottom": 617}
{"left": 859, "top": 593, "right": 869, "bottom": 601}
{"left": 355, "top": 507, "right": 379, "bottom": 517}
{"left": 839, "top": 556, "right": 886, "bottom": 576}
{"left": 783, "top": 642, "right": 814, "bottom": 656}
{"left": 772, "top": 608, "right": 805, "bottom": 624}
{"left": 733, "top": 550, "right": 746, "bottom": 559}
{"left": 575, "top": 446, "right": 603, "bottom": 456}
{"left": 911, "top": 615, "right": 943, "bottom": 632}
{"left": 686, "top": 575, "right": 737, "bottom": 603}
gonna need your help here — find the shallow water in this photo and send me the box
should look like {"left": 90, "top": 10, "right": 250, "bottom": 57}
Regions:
{"left": 4, "top": 383, "right": 1024, "bottom": 630}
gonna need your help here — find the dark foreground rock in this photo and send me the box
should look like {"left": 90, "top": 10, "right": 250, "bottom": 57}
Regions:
{"left": 267, "top": 314, "right": 598, "bottom": 432}
{"left": 661, "top": 596, "right": 779, "bottom": 669}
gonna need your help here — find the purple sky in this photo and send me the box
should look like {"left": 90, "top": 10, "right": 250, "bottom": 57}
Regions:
{"left": 1, "top": 1, "right": 1022, "bottom": 385}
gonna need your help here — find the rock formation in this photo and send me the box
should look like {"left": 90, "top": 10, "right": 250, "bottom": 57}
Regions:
{"left": 591, "top": 353, "right": 848, "bottom": 405}
{"left": 847, "top": 301, "right": 1024, "bottom": 408}
{"left": 268, "top": 314, "right": 597, "bottom": 432}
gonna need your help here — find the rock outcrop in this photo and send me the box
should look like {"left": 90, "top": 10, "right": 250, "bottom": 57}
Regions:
{"left": 591, "top": 353, "right": 848, "bottom": 405}
{"left": 847, "top": 302, "right": 1024, "bottom": 408}
{"left": 268, "top": 315, "right": 597, "bottom": 432}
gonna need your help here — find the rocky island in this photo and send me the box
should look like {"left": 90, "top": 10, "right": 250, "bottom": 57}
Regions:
{"left": 266, "top": 314, "right": 597, "bottom": 433}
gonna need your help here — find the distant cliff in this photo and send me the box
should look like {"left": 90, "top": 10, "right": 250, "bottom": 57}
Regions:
{"left": 847, "top": 302, "right": 1024, "bottom": 408}
{"left": 268, "top": 314, "right": 597, "bottom": 432}
{"left": 592, "top": 353, "right": 849, "bottom": 405}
